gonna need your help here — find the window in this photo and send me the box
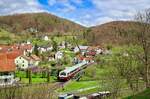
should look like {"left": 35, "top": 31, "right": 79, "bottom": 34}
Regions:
{"left": 22, "top": 60, "right": 24, "bottom": 63}
{"left": 4, "top": 78, "right": 8, "bottom": 83}
{"left": 60, "top": 72, "right": 66, "bottom": 76}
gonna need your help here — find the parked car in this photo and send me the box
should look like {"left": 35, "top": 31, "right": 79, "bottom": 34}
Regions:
{"left": 58, "top": 94, "right": 74, "bottom": 99}
{"left": 88, "top": 93, "right": 100, "bottom": 99}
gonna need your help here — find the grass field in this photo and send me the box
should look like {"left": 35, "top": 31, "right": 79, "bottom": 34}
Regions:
{"left": 0, "top": 28, "right": 20, "bottom": 44}
{"left": 16, "top": 71, "right": 57, "bottom": 84}
{"left": 125, "top": 89, "right": 150, "bottom": 99}
{"left": 57, "top": 81, "right": 99, "bottom": 93}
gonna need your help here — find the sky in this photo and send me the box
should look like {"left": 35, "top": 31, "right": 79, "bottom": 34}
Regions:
{"left": 0, "top": 0, "right": 150, "bottom": 27}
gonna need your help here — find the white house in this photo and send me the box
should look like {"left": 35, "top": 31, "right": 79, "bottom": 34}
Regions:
{"left": 55, "top": 51, "right": 63, "bottom": 60}
{"left": 15, "top": 55, "right": 32, "bottom": 69}
{"left": 0, "top": 54, "right": 16, "bottom": 86}
{"left": 15, "top": 55, "right": 41, "bottom": 69}
{"left": 38, "top": 46, "right": 53, "bottom": 54}
{"left": 43, "top": 36, "right": 49, "bottom": 41}
{"left": 74, "top": 46, "right": 89, "bottom": 53}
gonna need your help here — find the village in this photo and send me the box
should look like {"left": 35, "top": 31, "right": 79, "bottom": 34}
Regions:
{"left": 0, "top": 35, "right": 112, "bottom": 98}
{"left": 1, "top": 1, "right": 150, "bottom": 98}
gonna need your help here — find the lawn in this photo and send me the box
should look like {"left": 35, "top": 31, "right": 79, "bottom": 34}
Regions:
{"left": 125, "top": 89, "right": 150, "bottom": 99}
{"left": 16, "top": 71, "right": 57, "bottom": 84}
{"left": 57, "top": 81, "right": 99, "bottom": 93}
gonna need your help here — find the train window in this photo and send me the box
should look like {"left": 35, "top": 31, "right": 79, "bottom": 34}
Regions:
{"left": 60, "top": 72, "right": 66, "bottom": 76}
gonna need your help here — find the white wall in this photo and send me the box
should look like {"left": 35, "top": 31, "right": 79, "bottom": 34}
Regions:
{"left": 15, "top": 56, "right": 29, "bottom": 69}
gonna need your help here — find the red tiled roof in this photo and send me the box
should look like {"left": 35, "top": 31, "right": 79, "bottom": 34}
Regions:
{"left": 31, "top": 55, "right": 40, "bottom": 61}
{"left": 86, "top": 51, "right": 96, "bottom": 56}
{"left": 6, "top": 51, "right": 23, "bottom": 59}
{"left": 84, "top": 57, "right": 93, "bottom": 61}
{"left": 18, "top": 44, "right": 32, "bottom": 50}
{"left": 76, "top": 55, "right": 93, "bottom": 61}
{"left": 0, "top": 44, "right": 32, "bottom": 53}
{"left": 20, "top": 55, "right": 40, "bottom": 61}
{"left": 21, "top": 55, "right": 32, "bottom": 61}
{"left": 0, "top": 54, "right": 16, "bottom": 72}
{"left": 76, "top": 55, "right": 84, "bottom": 60}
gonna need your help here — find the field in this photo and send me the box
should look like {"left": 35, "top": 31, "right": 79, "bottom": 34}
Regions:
{"left": 56, "top": 45, "right": 145, "bottom": 98}
{"left": 0, "top": 28, "right": 20, "bottom": 44}
{"left": 57, "top": 81, "right": 99, "bottom": 93}
{"left": 15, "top": 71, "right": 57, "bottom": 84}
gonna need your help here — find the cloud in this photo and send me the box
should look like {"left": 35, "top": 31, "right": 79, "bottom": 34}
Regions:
{"left": 73, "top": 0, "right": 150, "bottom": 27}
{"left": 0, "top": 0, "right": 45, "bottom": 15}
{"left": 48, "top": 0, "right": 76, "bottom": 13}
{"left": 48, "top": 0, "right": 56, "bottom": 6}
{"left": 91, "top": 0, "right": 150, "bottom": 20}
{"left": 0, "top": 0, "right": 150, "bottom": 27}
{"left": 72, "top": 0, "right": 83, "bottom": 4}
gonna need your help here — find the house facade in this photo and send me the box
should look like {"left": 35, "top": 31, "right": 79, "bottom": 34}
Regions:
{"left": 15, "top": 55, "right": 31, "bottom": 69}
{"left": 55, "top": 51, "right": 63, "bottom": 60}
{"left": 0, "top": 54, "right": 16, "bottom": 86}
{"left": 15, "top": 55, "right": 40, "bottom": 69}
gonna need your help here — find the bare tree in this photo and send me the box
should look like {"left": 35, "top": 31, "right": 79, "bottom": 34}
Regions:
{"left": 132, "top": 9, "right": 150, "bottom": 88}
{"left": 116, "top": 9, "right": 150, "bottom": 88}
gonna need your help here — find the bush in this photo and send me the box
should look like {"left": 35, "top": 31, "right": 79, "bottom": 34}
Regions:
{"left": 50, "top": 61, "right": 56, "bottom": 67}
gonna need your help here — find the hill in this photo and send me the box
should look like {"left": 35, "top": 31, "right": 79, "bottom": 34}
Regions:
{"left": 0, "top": 13, "right": 142, "bottom": 45}
{"left": 0, "top": 13, "right": 84, "bottom": 37}
{"left": 88, "top": 21, "right": 138, "bottom": 45}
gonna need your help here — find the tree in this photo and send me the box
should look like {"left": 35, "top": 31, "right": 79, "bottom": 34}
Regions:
{"left": 72, "top": 36, "right": 81, "bottom": 53}
{"left": 100, "top": 68, "right": 122, "bottom": 99}
{"left": 47, "top": 69, "right": 50, "bottom": 83}
{"left": 116, "top": 9, "right": 150, "bottom": 88}
{"left": 28, "top": 69, "right": 32, "bottom": 84}
{"left": 51, "top": 39, "right": 58, "bottom": 52}
{"left": 34, "top": 43, "right": 39, "bottom": 56}
{"left": 133, "top": 9, "right": 150, "bottom": 88}
{"left": 113, "top": 49, "right": 141, "bottom": 92}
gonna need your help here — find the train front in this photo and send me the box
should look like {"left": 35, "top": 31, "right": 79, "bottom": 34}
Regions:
{"left": 59, "top": 71, "right": 68, "bottom": 81}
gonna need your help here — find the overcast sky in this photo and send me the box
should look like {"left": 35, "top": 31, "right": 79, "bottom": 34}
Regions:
{"left": 0, "top": 0, "right": 150, "bottom": 27}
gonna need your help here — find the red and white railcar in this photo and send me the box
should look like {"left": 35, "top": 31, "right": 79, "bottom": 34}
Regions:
{"left": 59, "top": 61, "right": 87, "bottom": 81}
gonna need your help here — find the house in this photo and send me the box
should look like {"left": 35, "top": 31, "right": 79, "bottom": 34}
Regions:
{"left": 30, "top": 55, "right": 41, "bottom": 66}
{"left": 0, "top": 44, "right": 33, "bottom": 56}
{"left": 15, "top": 55, "right": 41, "bottom": 69}
{"left": 74, "top": 46, "right": 89, "bottom": 53}
{"left": 73, "top": 55, "right": 94, "bottom": 64}
{"left": 16, "top": 44, "right": 33, "bottom": 55}
{"left": 0, "top": 54, "right": 16, "bottom": 86}
{"left": 87, "top": 46, "right": 103, "bottom": 56}
{"left": 38, "top": 46, "right": 53, "bottom": 54}
{"left": 43, "top": 36, "right": 49, "bottom": 41}
{"left": 55, "top": 51, "right": 63, "bottom": 60}
{"left": 58, "top": 41, "right": 66, "bottom": 49}
{"left": 74, "top": 46, "right": 89, "bottom": 56}
{"left": 48, "top": 53, "right": 55, "bottom": 61}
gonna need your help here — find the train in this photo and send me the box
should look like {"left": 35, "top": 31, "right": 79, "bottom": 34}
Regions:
{"left": 59, "top": 61, "right": 88, "bottom": 81}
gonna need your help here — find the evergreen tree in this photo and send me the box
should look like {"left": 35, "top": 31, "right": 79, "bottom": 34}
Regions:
{"left": 34, "top": 43, "right": 39, "bottom": 56}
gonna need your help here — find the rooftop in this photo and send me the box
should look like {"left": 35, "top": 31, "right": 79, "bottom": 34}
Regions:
{"left": 0, "top": 53, "right": 16, "bottom": 72}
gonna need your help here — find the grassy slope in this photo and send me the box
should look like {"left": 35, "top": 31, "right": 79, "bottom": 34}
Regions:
{"left": 0, "top": 28, "right": 20, "bottom": 44}
{"left": 57, "top": 81, "right": 98, "bottom": 93}
{"left": 125, "top": 89, "right": 150, "bottom": 99}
